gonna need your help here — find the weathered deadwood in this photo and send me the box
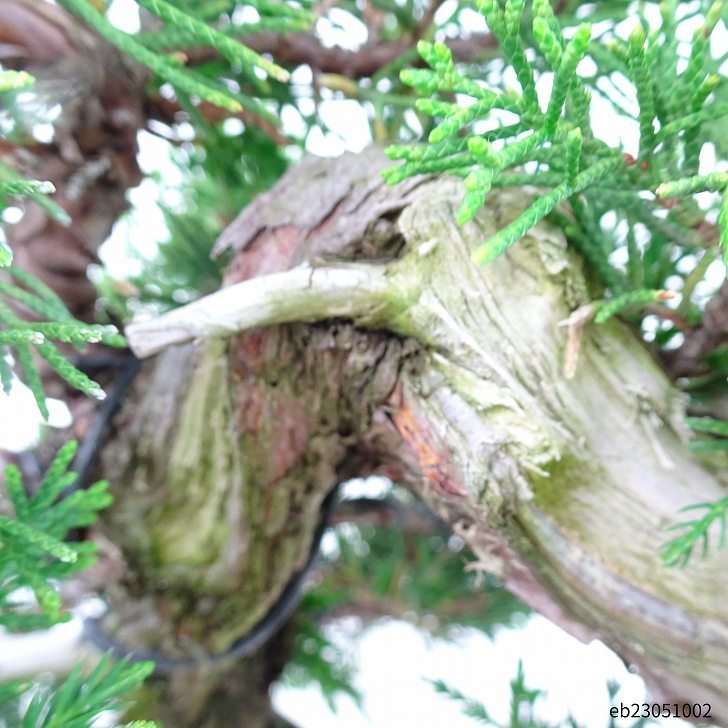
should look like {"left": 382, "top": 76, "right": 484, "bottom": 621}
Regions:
{"left": 113, "top": 148, "right": 728, "bottom": 724}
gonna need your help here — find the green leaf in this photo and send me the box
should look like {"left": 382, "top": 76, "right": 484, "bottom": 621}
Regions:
{"left": 656, "top": 172, "right": 728, "bottom": 197}
{"left": 686, "top": 417, "right": 728, "bottom": 437}
{"left": 593, "top": 289, "right": 675, "bottom": 323}
{"left": 0, "top": 442, "right": 112, "bottom": 630}
{"left": 0, "top": 518, "right": 79, "bottom": 563}
{"left": 662, "top": 496, "right": 728, "bottom": 567}
{"left": 720, "top": 186, "right": 728, "bottom": 270}
{"left": 0, "top": 163, "right": 71, "bottom": 226}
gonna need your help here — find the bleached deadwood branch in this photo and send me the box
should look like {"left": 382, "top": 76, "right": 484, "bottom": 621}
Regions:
{"left": 126, "top": 263, "right": 399, "bottom": 358}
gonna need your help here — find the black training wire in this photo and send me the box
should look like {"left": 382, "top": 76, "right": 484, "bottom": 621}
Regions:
{"left": 69, "top": 355, "right": 141, "bottom": 496}
{"left": 72, "top": 355, "right": 341, "bottom": 673}
{"left": 82, "top": 484, "right": 339, "bottom": 674}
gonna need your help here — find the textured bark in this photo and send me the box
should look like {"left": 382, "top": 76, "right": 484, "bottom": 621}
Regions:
{"left": 94, "top": 317, "right": 409, "bottom": 724}
{"left": 113, "top": 147, "right": 728, "bottom": 724}
{"left": 121, "top": 622, "right": 298, "bottom": 728}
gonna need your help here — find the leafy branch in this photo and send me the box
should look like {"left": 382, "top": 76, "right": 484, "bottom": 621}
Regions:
{"left": 0, "top": 70, "right": 126, "bottom": 416}
{"left": 663, "top": 416, "right": 728, "bottom": 567}
{"left": 662, "top": 495, "right": 728, "bottom": 567}
{"left": 427, "top": 677, "right": 494, "bottom": 724}
{"left": 0, "top": 440, "right": 157, "bottom": 725}
{"left": 58, "top": 0, "right": 313, "bottom": 119}
{"left": 0, "top": 265, "right": 125, "bottom": 418}
{"left": 428, "top": 662, "right": 655, "bottom": 727}
{"left": 2, "top": 656, "right": 155, "bottom": 728}
{"left": 385, "top": 0, "right": 727, "bottom": 283}
{"left": 0, "top": 441, "right": 112, "bottom": 630}
{"left": 592, "top": 289, "right": 676, "bottom": 323}
{"left": 40, "top": 656, "right": 154, "bottom": 728}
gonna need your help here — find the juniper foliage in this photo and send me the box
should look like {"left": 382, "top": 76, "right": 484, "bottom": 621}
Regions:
{"left": 0, "top": 71, "right": 127, "bottom": 418}
{"left": 380, "top": 0, "right": 728, "bottom": 566}
{"left": 661, "top": 416, "right": 728, "bottom": 566}
{"left": 428, "top": 667, "right": 657, "bottom": 727}
{"left": 1, "top": 0, "right": 728, "bottom": 723}
{"left": 386, "top": 0, "right": 727, "bottom": 278}
{"left": 0, "top": 656, "right": 155, "bottom": 728}
{"left": 57, "top": 0, "right": 312, "bottom": 118}
{"left": 0, "top": 441, "right": 157, "bottom": 727}
{"left": 98, "top": 122, "right": 288, "bottom": 316}
{"left": 0, "top": 441, "right": 111, "bottom": 631}
{"left": 661, "top": 494, "right": 728, "bottom": 567}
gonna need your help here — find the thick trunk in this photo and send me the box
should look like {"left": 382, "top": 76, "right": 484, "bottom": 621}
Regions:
{"left": 4, "top": 4, "right": 724, "bottom": 722}
{"left": 119, "top": 147, "right": 728, "bottom": 723}
{"left": 93, "top": 300, "right": 408, "bottom": 723}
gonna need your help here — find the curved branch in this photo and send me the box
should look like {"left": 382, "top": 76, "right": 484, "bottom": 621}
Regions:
{"left": 125, "top": 262, "right": 400, "bottom": 358}
{"left": 112, "top": 151, "right": 728, "bottom": 720}
{"left": 179, "top": 30, "right": 499, "bottom": 80}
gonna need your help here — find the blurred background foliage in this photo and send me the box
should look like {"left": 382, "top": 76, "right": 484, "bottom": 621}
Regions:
{"left": 283, "top": 486, "right": 531, "bottom": 707}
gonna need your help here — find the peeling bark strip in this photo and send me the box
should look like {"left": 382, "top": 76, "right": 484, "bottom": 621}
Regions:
{"left": 115, "top": 148, "right": 728, "bottom": 723}
{"left": 389, "top": 388, "right": 465, "bottom": 498}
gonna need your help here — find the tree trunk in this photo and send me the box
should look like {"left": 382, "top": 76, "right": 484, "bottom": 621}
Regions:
{"left": 110, "top": 147, "right": 728, "bottom": 724}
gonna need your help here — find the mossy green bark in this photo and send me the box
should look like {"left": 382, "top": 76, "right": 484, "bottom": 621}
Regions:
{"left": 98, "top": 322, "right": 408, "bottom": 724}
{"left": 387, "top": 179, "right": 728, "bottom": 713}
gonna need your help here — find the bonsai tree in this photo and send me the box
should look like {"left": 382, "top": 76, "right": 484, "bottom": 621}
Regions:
{"left": 0, "top": 0, "right": 726, "bottom": 725}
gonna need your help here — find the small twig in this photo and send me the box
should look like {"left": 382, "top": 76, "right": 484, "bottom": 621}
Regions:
{"left": 667, "top": 281, "right": 728, "bottom": 377}
{"left": 415, "top": 0, "right": 446, "bottom": 40}
{"left": 643, "top": 303, "right": 691, "bottom": 332}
